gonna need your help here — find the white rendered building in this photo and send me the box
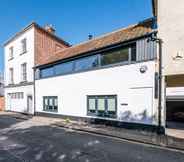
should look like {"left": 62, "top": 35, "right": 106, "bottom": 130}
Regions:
{"left": 4, "top": 23, "right": 69, "bottom": 114}
{"left": 35, "top": 19, "right": 160, "bottom": 129}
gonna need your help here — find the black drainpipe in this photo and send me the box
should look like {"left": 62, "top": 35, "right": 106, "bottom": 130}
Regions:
{"left": 158, "top": 38, "right": 163, "bottom": 134}
{"left": 148, "top": 33, "right": 164, "bottom": 134}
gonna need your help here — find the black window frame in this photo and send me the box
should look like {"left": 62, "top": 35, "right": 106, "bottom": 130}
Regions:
{"left": 87, "top": 95, "right": 117, "bottom": 118}
{"left": 43, "top": 96, "right": 58, "bottom": 112}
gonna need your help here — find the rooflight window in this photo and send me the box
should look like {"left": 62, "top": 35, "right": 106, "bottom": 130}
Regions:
{"left": 74, "top": 55, "right": 99, "bottom": 72}
{"left": 40, "top": 66, "right": 54, "bottom": 78}
{"left": 55, "top": 61, "right": 74, "bottom": 75}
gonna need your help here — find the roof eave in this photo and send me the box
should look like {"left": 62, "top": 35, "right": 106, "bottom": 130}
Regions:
{"left": 152, "top": 0, "right": 158, "bottom": 17}
{"left": 3, "top": 22, "right": 36, "bottom": 46}
{"left": 3, "top": 22, "right": 71, "bottom": 47}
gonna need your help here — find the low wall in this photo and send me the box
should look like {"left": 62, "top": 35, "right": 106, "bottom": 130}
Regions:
{"left": 0, "top": 97, "right": 5, "bottom": 111}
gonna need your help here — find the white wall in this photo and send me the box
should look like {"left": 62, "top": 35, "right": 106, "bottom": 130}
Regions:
{"left": 4, "top": 28, "right": 35, "bottom": 85}
{"left": 5, "top": 85, "right": 34, "bottom": 114}
{"left": 36, "top": 61, "right": 157, "bottom": 125}
{"left": 4, "top": 27, "right": 35, "bottom": 114}
{"left": 158, "top": 0, "right": 184, "bottom": 75}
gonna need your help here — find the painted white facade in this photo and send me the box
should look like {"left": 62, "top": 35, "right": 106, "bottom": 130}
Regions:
{"left": 155, "top": 0, "right": 184, "bottom": 126}
{"left": 4, "top": 27, "right": 35, "bottom": 114}
{"left": 157, "top": 0, "right": 184, "bottom": 76}
{"left": 5, "top": 85, "right": 34, "bottom": 113}
{"left": 36, "top": 61, "right": 158, "bottom": 125}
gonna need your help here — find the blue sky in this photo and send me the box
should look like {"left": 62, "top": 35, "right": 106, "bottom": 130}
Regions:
{"left": 0, "top": 0, "right": 152, "bottom": 73}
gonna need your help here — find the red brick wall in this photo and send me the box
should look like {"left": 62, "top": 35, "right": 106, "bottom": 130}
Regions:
{"left": 35, "top": 28, "right": 69, "bottom": 66}
{"left": 0, "top": 97, "right": 5, "bottom": 111}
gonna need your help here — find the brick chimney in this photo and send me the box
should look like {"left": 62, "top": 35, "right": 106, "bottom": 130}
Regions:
{"left": 44, "top": 24, "right": 55, "bottom": 34}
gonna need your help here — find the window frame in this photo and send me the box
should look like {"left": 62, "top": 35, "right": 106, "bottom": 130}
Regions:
{"left": 9, "top": 46, "right": 14, "bottom": 60}
{"left": 43, "top": 96, "right": 58, "bottom": 112}
{"left": 101, "top": 47, "right": 130, "bottom": 66}
{"left": 8, "top": 92, "right": 24, "bottom": 99}
{"left": 87, "top": 95, "right": 117, "bottom": 118}
{"left": 9, "top": 68, "right": 14, "bottom": 84}
{"left": 74, "top": 55, "right": 99, "bottom": 72}
{"left": 21, "top": 63, "right": 27, "bottom": 82}
{"left": 21, "top": 38, "right": 27, "bottom": 54}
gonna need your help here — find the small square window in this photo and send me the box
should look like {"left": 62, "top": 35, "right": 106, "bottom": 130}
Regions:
{"left": 43, "top": 96, "right": 58, "bottom": 112}
{"left": 87, "top": 95, "right": 117, "bottom": 118}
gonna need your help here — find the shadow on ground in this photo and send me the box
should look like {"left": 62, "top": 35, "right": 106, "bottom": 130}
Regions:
{"left": 0, "top": 115, "right": 25, "bottom": 129}
{"left": 0, "top": 115, "right": 183, "bottom": 162}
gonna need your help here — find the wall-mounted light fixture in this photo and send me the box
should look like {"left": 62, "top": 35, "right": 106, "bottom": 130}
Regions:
{"left": 140, "top": 65, "right": 148, "bottom": 73}
{"left": 173, "top": 51, "right": 183, "bottom": 60}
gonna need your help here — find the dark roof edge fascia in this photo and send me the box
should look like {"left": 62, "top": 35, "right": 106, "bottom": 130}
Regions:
{"left": 34, "top": 31, "right": 157, "bottom": 69}
{"left": 152, "top": 0, "right": 157, "bottom": 17}
{"left": 3, "top": 22, "right": 71, "bottom": 47}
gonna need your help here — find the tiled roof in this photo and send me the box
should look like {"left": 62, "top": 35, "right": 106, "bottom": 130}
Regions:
{"left": 36, "top": 18, "right": 155, "bottom": 67}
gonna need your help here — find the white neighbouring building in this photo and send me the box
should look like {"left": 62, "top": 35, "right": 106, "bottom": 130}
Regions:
{"left": 34, "top": 18, "right": 160, "bottom": 129}
{"left": 4, "top": 23, "right": 70, "bottom": 114}
{"left": 153, "top": 0, "right": 184, "bottom": 126}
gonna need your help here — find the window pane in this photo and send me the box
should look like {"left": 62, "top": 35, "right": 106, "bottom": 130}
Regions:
{"left": 49, "top": 98, "right": 53, "bottom": 106}
{"left": 21, "top": 63, "right": 27, "bottom": 81}
{"left": 40, "top": 67, "right": 54, "bottom": 78}
{"left": 131, "top": 44, "right": 137, "bottom": 62}
{"left": 9, "top": 47, "right": 13, "bottom": 59}
{"left": 21, "top": 38, "right": 27, "bottom": 53}
{"left": 53, "top": 98, "right": 58, "bottom": 106}
{"left": 101, "top": 47, "right": 129, "bottom": 66}
{"left": 55, "top": 61, "right": 74, "bottom": 75}
{"left": 107, "top": 98, "right": 116, "bottom": 112}
{"left": 98, "top": 98, "right": 105, "bottom": 111}
{"left": 88, "top": 98, "right": 96, "bottom": 110}
{"left": 43, "top": 96, "right": 58, "bottom": 112}
{"left": 44, "top": 98, "right": 48, "bottom": 105}
{"left": 75, "top": 55, "right": 98, "bottom": 71}
{"left": 21, "top": 93, "right": 24, "bottom": 99}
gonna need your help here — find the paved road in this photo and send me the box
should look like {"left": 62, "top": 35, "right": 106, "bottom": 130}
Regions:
{"left": 0, "top": 114, "right": 183, "bottom": 162}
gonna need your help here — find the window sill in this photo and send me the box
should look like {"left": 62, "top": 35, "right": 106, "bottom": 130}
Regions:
{"left": 20, "top": 81, "right": 27, "bottom": 84}
{"left": 20, "top": 50, "right": 28, "bottom": 55}
{"left": 8, "top": 83, "right": 14, "bottom": 86}
{"left": 8, "top": 57, "right": 14, "bottom": 61}
{"left": 87, "top": 112, "right": 117, "bottom": 119}
{"left": 43, "top": 110, "right": 58, "bottom": 113}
